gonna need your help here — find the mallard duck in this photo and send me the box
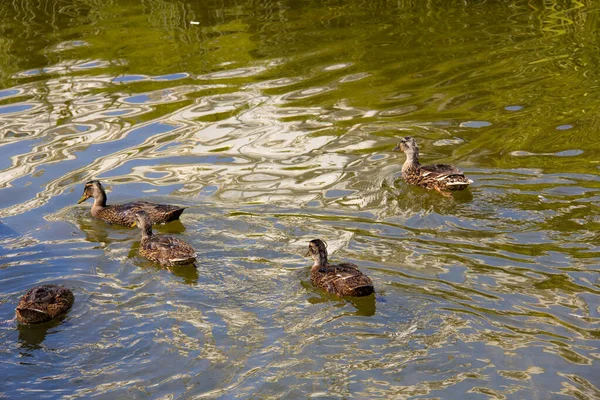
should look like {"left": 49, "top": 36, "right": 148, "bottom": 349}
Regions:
{"left": 305, "top": 239, "right": 374, "bottom": 297}
{"left": 134, "top": 210, "right": 197, "bottom": 267}
{"left": 77, "top": 180, "right": 186, "bottom": 227}
{"left": 393, "top": 136, "right": 473, "bottom": 195}
{"left": 16, "top": 285, "right": 74, "bottom": 324}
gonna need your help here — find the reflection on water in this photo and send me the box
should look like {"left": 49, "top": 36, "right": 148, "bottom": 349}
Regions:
{"left": 1, "top": 0, "right": 600, "bottom": 398}
{"left": 18, "top": 318, "right": 67, "bottom": 351}
{"left": 303, "top": 281, "right": 377, "bottom": 317}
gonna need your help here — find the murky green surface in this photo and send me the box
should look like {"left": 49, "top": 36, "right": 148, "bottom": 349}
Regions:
{"left": 1, "top": 0, "right": 599, "bottom": 398}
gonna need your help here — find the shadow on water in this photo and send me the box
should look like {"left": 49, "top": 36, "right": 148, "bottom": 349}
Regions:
{"left": 73, "top": 208, "right": 186, "bottom": 245}
{"left": 17, "top": 317, "right": 68, "bottom": 351}
{"left": 301, "top": 280, "right": 377, "bottom": 316}
{"left": 381, "top": 179, "right": 475, "bottom": 217}
{"left": 153, "top": 220, "right": 186, "bottom": 235}
{"left": 76, "top": 215, "right": 134, "bottom": 245}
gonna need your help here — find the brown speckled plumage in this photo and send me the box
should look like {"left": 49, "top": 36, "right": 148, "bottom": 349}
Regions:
{"left": 78, "top": 180, "right": 185, "bottom": 226}
{"left": 134, "top": 211, "right": 197, "bottom": 267}
{"left": 393, "top": 136, "right": 472, "bottom": 195}
{"left": 16, "top": 285, "right": 74, "bottom": 324}
{"left": 306, "top": 239, "right": 374, "bottom": 297}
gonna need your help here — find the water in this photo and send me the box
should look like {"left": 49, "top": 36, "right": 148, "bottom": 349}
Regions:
{"left": 1, "top": 0, "right": 599, "bottom": 398}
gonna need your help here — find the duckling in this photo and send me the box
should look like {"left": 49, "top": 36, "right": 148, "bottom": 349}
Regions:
{"left": 77, "top": 180, "right": 185, "bottom": 227}
{"left": 134, "top": 210, "right": 197, "bottom": 267}
{"left": 306, "top": 239, "right": 374, "bottom": 297}
{"left": 16, "top": 285, "right": 74, "bottom": 324}
{"left": 393, "top": 136, "right": 473, "bottom": 195}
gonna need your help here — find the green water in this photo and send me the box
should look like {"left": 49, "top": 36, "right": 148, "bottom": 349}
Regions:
{"left": 1, "top": 0, "right": 599, "bottom": 398}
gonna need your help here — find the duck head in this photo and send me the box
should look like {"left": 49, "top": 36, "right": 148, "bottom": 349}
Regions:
{"left": 77, "top": 180, "right": 106, "bottom": 204}
{"left": 305, "top": 239, "right": 328, "bottom": 266}
{"left": 133, "top": 210, "right": 153, "bottom": 236}
{"left": 392, "top": 136, "right": 418, "bottom": 154}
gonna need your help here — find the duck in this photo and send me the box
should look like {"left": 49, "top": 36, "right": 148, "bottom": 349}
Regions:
{"left": 305, "top": 239, "right": 374, "bottom": 297}
{"left": 16, "top": 284, "right": 74, "bottom": 324}
{"left": 77, "top": 180, "right": 186, "bottom": 227}
{"left": 133, "top": 210, "right": 197, "bottom": 267}
{"left": 393, "top": 136, "right": 473, "bottom": 195}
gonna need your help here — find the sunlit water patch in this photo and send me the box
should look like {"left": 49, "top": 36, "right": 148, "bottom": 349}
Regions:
{"left": 1, "top": 0, "right": 600, "bottom": 399}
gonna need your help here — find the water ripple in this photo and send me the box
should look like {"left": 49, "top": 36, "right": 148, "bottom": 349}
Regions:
{"left": 1, "top": 1, "right": 600, "bottom": 398}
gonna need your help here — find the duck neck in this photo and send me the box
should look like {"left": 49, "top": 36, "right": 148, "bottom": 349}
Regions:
{"left": 402, "top": 149, "right": 421, "bottom": 172}
{"left": 141, "top": 224, "right": 153, "bottom": 239}
{"left": 92, "top": 189, "right": 107, "bottom": 208}
{"left": 312, "top": 248, "right": 328, "bottom": 268}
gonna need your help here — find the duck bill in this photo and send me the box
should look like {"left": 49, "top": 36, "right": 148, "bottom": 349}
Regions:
{"left": 131, "top": 222, "right": 137, "bottom": 227}
{"left": 77, "top": 194, "right": 90, "bottom": 204}
{"left": 304, "top": 250, "right": 311, "bottom": 257}
{"left": 392, "top": 144, "right": 402, "bottom": 152}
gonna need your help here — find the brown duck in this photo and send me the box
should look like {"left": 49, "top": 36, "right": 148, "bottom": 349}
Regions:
{"left": 393, "top": 136, "right": 472, "bottom": 195}
{"left": 16, "top": 285, "right": 74, "bottom": 324}
{"left": 134, "top": 210, "right": 197, "bottom": 267}
{"left": 77, "top": 180, "right": 185, "bottom": 226}
{"left": 306, "top": 239, "right": 374, "bottom": 297}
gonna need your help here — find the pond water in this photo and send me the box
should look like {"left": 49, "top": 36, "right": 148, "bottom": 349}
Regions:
{"left": 1, "top": 0, "right": 599, "bottom": 398}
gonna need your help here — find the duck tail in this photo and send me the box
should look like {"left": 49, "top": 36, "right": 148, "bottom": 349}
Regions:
{"left": 166, "top": 207, "right": 186, "bottom": 220}
{"left": 350, "top": 285, "right": 375, "bottom": 297}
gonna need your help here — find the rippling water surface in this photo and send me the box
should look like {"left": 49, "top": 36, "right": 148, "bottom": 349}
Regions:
{"left": 1, "top": 1, "right": 599, "bottom": 398}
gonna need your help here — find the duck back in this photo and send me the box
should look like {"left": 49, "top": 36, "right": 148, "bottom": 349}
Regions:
{"left": 311, "top": 262, "right": 374, "bottom": 297}
{"left": 140, "top": 235, "right": 197, "bottom": 267}
{"left": 16, "top": 285, "right": 74, "bottom": 324}
{"left": 97, "top": 201, "right": 185, "bottom": 226}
